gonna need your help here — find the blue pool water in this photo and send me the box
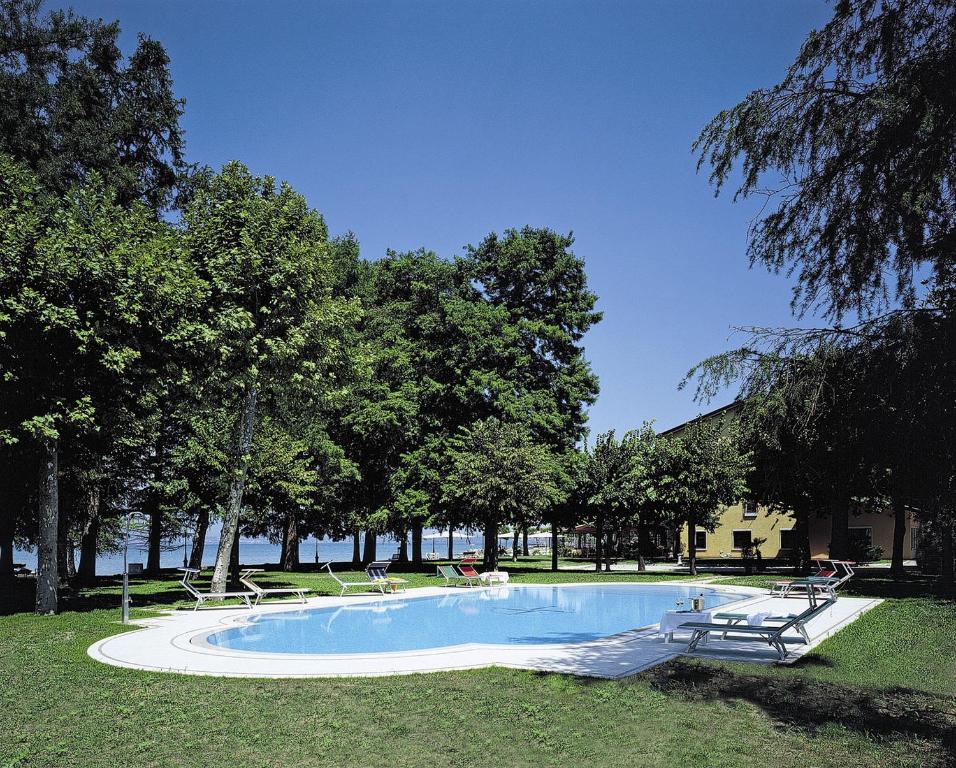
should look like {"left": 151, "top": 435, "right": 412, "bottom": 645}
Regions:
{"left": 205, "top": 584, "right": 741, "bottom": 655}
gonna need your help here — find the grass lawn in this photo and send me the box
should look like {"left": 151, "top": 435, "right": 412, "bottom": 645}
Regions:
{"left": 1, "top": 562, "right": 953, "bottom": 768}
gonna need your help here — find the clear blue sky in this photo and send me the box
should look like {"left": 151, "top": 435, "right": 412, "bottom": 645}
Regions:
{"left": 57, "top": 0, "right": 832, "bottom": 435}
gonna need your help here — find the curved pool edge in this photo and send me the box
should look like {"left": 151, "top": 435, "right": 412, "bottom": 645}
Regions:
{"left": 87, "top": 581, "right": 769, "bottom": 679}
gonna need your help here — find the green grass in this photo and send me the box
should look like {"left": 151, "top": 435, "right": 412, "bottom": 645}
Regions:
{"left": 1, "top": 565, "right": 953, "bottom": 768}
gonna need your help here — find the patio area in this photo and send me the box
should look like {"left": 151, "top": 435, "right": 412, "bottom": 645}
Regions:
{"left": 88, "top": 583, "right": 881, "bottom": 679}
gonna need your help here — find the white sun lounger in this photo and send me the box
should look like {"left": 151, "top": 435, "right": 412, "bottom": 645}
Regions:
{"left": 239, "top": 569, "right": 311, "bottom": 605}
{"left": 179, "top": 568, "right": 254, "bottom": 610}
{"left": 324, "top": 562, "right": 388, "bottom": 596}
{"left": 682, "top": 599, "right": 835, "bottom": 660}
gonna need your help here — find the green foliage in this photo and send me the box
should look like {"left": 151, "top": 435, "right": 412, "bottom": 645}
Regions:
{"left": 443, "top": 418, "right": 564, "bottom": 567}
{"left": 0, "top": 0, "right": 186, "bottom": 210}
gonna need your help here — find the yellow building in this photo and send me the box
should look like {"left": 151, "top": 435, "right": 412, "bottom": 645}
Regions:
{"left": 678, "top": 500, "right": 915, "bottom": 561}
{"left": 664, "top": 403, "right": 916, "bottom": 562}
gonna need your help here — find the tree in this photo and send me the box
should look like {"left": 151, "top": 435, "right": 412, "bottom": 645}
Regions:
{"left": 180, "top": 162, "right": 344, "bottom": 592}
{"left": 0, "top": 157, "right": 183, "bottom": 611}
{"left": 662, "top": 419, "right": 751, "bottom": 576}
{"left": 580, "top": 431, "right": 633, "bottom": 572}
{"left": 0, "top": 0, "right": 187, "bottom": 211}
{"left": 466, "top": 227, "right": 601, "bottom": 564}
{"left": 443, "top": 418, "right": 562, "bottom": 571}
{"left": 619, "top": 424, "right": 670, "bottom": 572}
{"left": 694, "top": 0, "right": 956, "bottom": 321}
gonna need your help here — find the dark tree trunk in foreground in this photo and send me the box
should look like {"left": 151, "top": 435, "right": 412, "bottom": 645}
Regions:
{"left": 411, "top": 523, "right": 423, "bottom": 566}
{"left": 636, "top": 519, "right": 647, "bottom": 571}
{"left": 0, "top": 517, "right": 13, "bottom": 582}
{"left": 447, "top": 528, "right": 454, "bottom": 560}
{"left": 36, "top": 437, "right": 59, "bottom": 614}
{"left": 398, "top": 531, "right": 408, "bottom": 563}
{"left": 940, "top": 522, "right": 954, "bottom": 590}
{"left": 351, "top": 530, "right": 361, "bottom": 565}
{"left": 146, "top": 502, "right": 163, "bottom": 576}
{"left": 363, "top": 529, "right": 377, "bottom": 564}
{"left": 594, "top": 512, "right": 603, "bottom": 572}
{"left": 211, "top": 384, "right": 257, "bottom": 592}
{"left": 522, "top": 525, "right": 529, "bottom": 556}
{"left": 189, "top": 508, "right": 209, "bottom": 570}
{"left": 792, "top": 506, "right": 812, "bottom": 575}
{"left": 891, "top": 497, "right": 907, "bottom": 579}
{"left": 483, "top": 520, "right": 498, "bottom": 570}
{"left": 687, "top": 520, "right": 698, "bottom": 576}
{"left": 551, "top": 526, "right": 558, "bottom": 571}
{"left": 228, "top": 524, "right": 241, "bottom": 589}
{"left": 281, "top": 513, "right": 299, "bottom": 571}
{"left": 78, "top": 514, "right": 99, "bottom": 585}
{"left": 828, "top": 495, "right": 850, "bottom": 560}
{"left": 512, "top": 529, "right": 519, "bottom": 561}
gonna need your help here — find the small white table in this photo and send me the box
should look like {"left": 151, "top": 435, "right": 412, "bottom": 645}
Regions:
{"left": 659, "top": 610, "right": 712, "bottom": 643}
{"left": 480, "top": 571, "right": 509, "bottom": 585}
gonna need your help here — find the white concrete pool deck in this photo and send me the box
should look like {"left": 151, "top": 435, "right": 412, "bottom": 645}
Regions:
{"left": 87, "top": 582, "right": 881, "bottom": 679}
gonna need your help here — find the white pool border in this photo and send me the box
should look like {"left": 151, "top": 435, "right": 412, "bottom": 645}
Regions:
{"left": 87, "top": 582, "right": 881, "bottom": 679}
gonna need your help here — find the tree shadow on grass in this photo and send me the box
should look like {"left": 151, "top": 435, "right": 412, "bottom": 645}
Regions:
{"left": 632, "top": 658, "right": 956, "bottom": 766}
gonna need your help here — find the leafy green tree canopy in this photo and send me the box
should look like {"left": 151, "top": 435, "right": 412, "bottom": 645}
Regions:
{"left": 0, "top": 0, "right": 186, "bottom": 210}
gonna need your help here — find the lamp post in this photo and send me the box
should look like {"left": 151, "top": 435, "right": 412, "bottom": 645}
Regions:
{"left": 183, "top": 524, "right": 189, "bottom": 569}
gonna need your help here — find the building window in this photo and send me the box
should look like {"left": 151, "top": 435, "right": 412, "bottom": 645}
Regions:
{"left": 694, "top": 530, "right": 707, "bottom": 550}
{"left": 779, "top": 529, "right": 795, "bottom": 550}
{"left": 742, "top": 500, "right": 758, "bottom": 519}
{"left": 732, "top": 530, "right": 752, "bottom": 550}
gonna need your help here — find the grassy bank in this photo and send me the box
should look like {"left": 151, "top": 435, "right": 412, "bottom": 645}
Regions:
{"left": 1, "top": 565, "right": 953, "bottom": 768}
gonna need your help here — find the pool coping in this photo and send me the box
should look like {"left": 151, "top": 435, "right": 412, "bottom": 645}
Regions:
{"left": 86, "top": 582, "right": 881, "bottom": 679}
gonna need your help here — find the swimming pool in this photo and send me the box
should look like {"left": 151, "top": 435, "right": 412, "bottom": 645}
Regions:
{"left": 204, "top": 584, "right": 741, "bottom": 655}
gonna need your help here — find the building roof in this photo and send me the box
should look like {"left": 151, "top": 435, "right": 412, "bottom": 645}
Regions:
{"left": 657, "top": 401, "right": 743, "bottom": 438}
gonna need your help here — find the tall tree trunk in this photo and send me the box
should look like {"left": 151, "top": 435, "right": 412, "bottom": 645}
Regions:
{"left": 398, "top": 531, "right": 408, "bottom": 563}
{"left": 512, "top": 529, "right": 519, "bottom": 561}
{"left": 281, "top": 513, "right": 299, "bottom": 572}
{"left": 687, "top": 520, "right": 698, "bottom": 576}
{"left": 636, "top": 518, "right": 647, "bottom": 571}
{"left": 146, "top": 502, "right": 163, "bottom": 576}
{"left": 65, "top": 538, "right": 76, "bottom": 581}
{"left": 484, "top": 520, "right": 498, "bottom": 570}
{"left": 447, "top": 528, "right": 454, "bottom": 560}
{"left": 189, "top": 508, "right": 209, "bottom": 570}
{"left": 78, "top": 513, "right": 99, "bottom": 585}
{"left": 522, "top": 525, "right": 529, "bottom": 556}
{"left": 828, "top": 494, "right": 850, "bottom": 560}
{"left": 211, "top": 385, "right": 257, "bottom": 592}
{"left": 352, "top": 529, "right": 361, "bottom": 565}
{"left": 792, "top": 506, "right": 812, "bottom": 575}
{"left": 594, "top": 512, "right": 604, "bottom": 572}
{"left": 890, "top": 497, "right": 907, "bottom": 579}
{"left": 551, "top": 525, "right": 558, "bottom": 572}
{"left": 145, "top": 431, "right": 166, "bottom": 576}
{"left": 411, "top": 522, "right": 423, "bottom": 566}
{"left": 0, "top": 513, "right": 13, "bottom": 582}
{"left": 228, "top": 524, "right": 241, "bottom": 589}
{"left": 940, "top": 520, "right": 954, "bottom": 590}
{"left": 363, "top": 528, "right": 377, "bottom": 564}
{"left": 35, "top": 437, "right": 59, "bottom": 614}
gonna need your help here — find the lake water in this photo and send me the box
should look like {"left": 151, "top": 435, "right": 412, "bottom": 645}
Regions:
{"left": 12, "top": 530, "right": 491, "bottom": 575}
